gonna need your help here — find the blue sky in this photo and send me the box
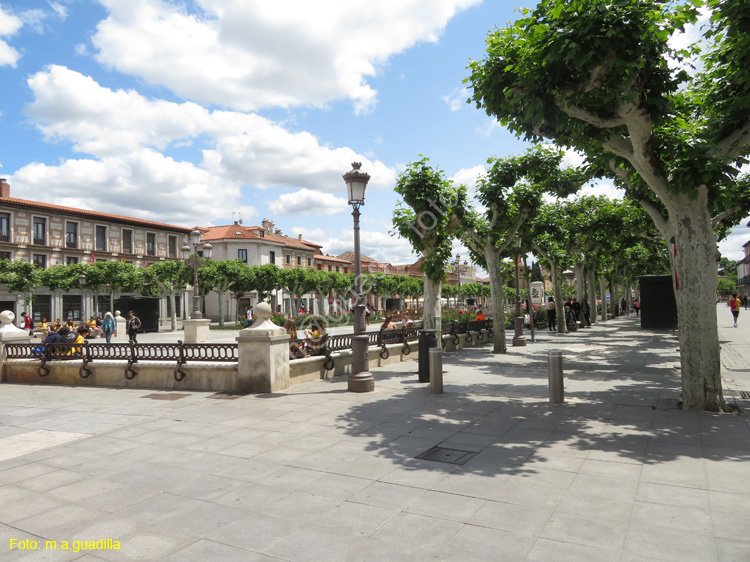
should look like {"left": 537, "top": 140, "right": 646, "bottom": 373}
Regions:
{"left": 1, "top": 0, "right": 748, "bottom": 268}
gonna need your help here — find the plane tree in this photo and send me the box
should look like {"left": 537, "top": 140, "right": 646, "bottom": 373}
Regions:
{"left": 393, "top": 157, "right": 461, "bottom": 334}
{"left": 451, "top": 147, "right": 590, "bottom": 351}
{"left": 466, "top": 0, "right": 750, "bottom": 410}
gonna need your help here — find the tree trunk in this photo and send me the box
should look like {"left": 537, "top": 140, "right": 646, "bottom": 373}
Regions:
{"left": 217, "top": 290, "right": 225, "bottom": 326}
{"left": 549, "top": 262, "right": 566, "bottom": 333}
{"left": 423, "top": 277, "right": 442, "bottom": 336}
{"left": 487, "top": 258, "right": 507, "bottom": 353}
{"left": 588, "top": 265, "right": 598, "bottom": 325}
{"left": 573, "top": 264, "right": 585, "bottom": 301}
{"left": 599, "top": 278, "right": 607, "bottom": 322}
{"left": 169, "top": 292, "right": 177, "bottom": 331}
{"left": 669, "top": 195, "right": 723, "bottom": 411}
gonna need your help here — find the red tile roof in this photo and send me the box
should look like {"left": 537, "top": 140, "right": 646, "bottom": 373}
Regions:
{"left": 315, "top": 255, "right": 353, "bottom": 264}
{"left": 0, "top": 196, "right": 193, "bottom": 233}
{"left": 200, "top": 225, "right": 266, "bottom": 241}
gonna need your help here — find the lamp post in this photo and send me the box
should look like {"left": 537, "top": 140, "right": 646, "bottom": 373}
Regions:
{"left": 181, "top": 228, "right": 213, "bottom": 319}
{"left": 344, "top": 162, "right": 374, "bottom": 392}
{"left": 512, "top": 236, "right": 527, "bottom": 347}
{"left": 78, "top": 273, "right": 86, "bottom": 322}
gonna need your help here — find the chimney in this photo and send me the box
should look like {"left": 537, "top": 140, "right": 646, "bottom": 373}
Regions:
{"left": 261, "top": 218, "right": 274, "bottom": 230}
{"left": 0, "top": 179, "right": 9, "bottom": 198}
{"left": 298, "top": 234, "right": 303, "bottom": 241}
{"left": 275, "top": 228, "right": 282, "bottom": 235}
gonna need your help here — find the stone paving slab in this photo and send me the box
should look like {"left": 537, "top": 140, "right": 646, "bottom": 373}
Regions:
{"left": 1, "top": 310, "right": 749, "bottom": 561}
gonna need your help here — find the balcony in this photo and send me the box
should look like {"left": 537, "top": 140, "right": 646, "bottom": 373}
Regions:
{"left": 66, "top": 239, "right": 78, "bottom": 249}
{"left": 33, "top": 236, "right": 46, "bottom": 246}
{"left": 0, "top": 232, "right": 9, "bottom": 243}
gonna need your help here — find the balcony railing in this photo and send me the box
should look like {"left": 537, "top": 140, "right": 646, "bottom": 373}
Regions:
{"left": 33, "top": 236, "right": 46, "bottom": 246}
{"left": 0, "top": 232, "right": 9, "bottom": 242}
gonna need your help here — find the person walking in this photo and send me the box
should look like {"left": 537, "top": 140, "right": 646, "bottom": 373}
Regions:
{"left": 729, "top": 294, "right": 741, "bottom": 328}
{"left": 743, "top": 295, "right": 748, "bottom": 310}
{"left": 102, "top": 311, "right": 116, "bottom": 344}
{"left": 633, "top": 299, "right": 640, "bottom": 316}
{"left": 620, "top": 297, "right": 627, "bottom": 316}
{"left": 127, "top": 310, "right": 141, "bottom": 343}
{"left": 546, "top": 296, "right": 556, "bottom": 331}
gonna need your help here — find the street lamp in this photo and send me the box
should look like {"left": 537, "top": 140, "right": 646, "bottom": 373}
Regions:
{"left": 344, "top": 162, "right": 374, "bottom": 392}
{"left": 512, "top": 236, "right": 527, "bottom": 347}
{"left": 181, "top": 228, "right": 213, "bottom": 320}
{"left": 78, "top": 273, "right": 86, "bottom": 322}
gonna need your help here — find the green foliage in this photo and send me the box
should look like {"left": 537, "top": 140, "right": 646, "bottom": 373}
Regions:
{"left": 716, "top": 276, "right": 737, "bottom": 296}
{"left": 392, "top": 157, "right": 459, "bottom": 282}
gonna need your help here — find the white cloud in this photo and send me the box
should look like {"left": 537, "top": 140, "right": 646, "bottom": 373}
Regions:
{"left": 0, "top": 5, "right": 22, "bottom": 67}
{"left": 475, "top": 118, "right": 503, "bottom": 137}
{"left": 443, "top": 87, "right": 468, "bottom": 112}
{"left": 291, "top": 226, "right": 328, "bottom": 243}
{"left": 321, "top": 229, "right": 417, "bottom": 264}
{"left": 74, "top": 43, "right": 87, "bottom": 56}
{"left": 268, "top": 189, "right": 349, "bottom": 216}
{"left": 561, "top": 147, "right": 587, "bottom": 169}
{"left": 9, "top": 149, "right": 254, "bottom": 228}
{"left": 19, "top": 9, "right": 46, "bottom": 34}
{"left": 26, "top": 66, "right": 398, "bottom": 194}
{"left": 451, "top": 164, "right": 485, "bottom": 198}
{"left": 92, "top": 0, "right": 480, "bottom": 113}
{"left": 719, "top": 219, "right": 750, "bottom": 262}
{"left": 48, "top": 1, "right": 68, "bottom": 21}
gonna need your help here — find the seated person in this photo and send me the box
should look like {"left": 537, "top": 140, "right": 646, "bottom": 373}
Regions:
{"left": 380, "top": 316, "right": 397, "bottom": 331}
{"left": 44, "top": 326, "right": 67, "bottom": 345}
{"left": 51, "top": 318, "right": 62, "bottom": 331}
{"left": 564, "top": 305, "right": 578, "bottom": 331}
{"left": 73, "top": 326, "right": 89, "bottom": 353}
{"left": 65, "top": 318, "right": 76, "bottom": 329}
{"left": 304, "top": 318, "right": 328, "bottom": 356}
{"left": 402, "top": 314, "right": 415, "bottom": 328}
{"left": 284, "top": 319, "right": 307, "bottom": 359}
{"left": 86, "top": 317, "right": 101, "bottom": 337}
{"left": 473, "top": 309, "right": 486, "bottom": 322}
{"left": 37, "top": 317, "right": 49, "bottom": 338}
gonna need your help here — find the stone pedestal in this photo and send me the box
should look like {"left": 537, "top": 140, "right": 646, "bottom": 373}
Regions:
{"left": 349, "top": 335, "right": 374, "bottom": 392}
{"left": 114, "top": 311, "right": 127, "bottom": 340}
{"left": 183, "top": 318, "right": 211, "bottom": 343}
{"left": 236, "top": 303, "right": 290, "bottom": 393}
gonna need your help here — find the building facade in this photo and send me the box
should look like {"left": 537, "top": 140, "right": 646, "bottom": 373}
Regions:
{"left": 0, "top": 178, "right": 191, "bottom": 325}
{"left": 738, "top": 240, "right": 750, "bottom": 298}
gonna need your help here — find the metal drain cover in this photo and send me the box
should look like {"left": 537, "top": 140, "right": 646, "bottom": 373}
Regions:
{"left": 141, "top": 393, "right": 190, "bottom": 401}
{"left": 416, "top": 446, "right": 477, "bottom": 465}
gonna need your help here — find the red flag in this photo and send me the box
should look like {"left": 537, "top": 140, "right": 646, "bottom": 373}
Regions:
{"left": 90, "top": 253, "right": 95, "bottom": 264}
{"left": 145, "top": 260, "right": 150, "bottom": 267}
{"left": 121, "top": 256, "right": 125, "bottom": 263}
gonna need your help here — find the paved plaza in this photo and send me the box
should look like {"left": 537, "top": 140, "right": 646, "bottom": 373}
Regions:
{"left": 1, "top": 306, "right": 749, "bottom": 561}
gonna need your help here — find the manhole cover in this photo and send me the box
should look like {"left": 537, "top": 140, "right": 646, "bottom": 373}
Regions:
{"left": 141, "top": 393, "right": 190, "bottom": 401}
{"left": 416, "top": 446, "right": 477, "bottom": 465}
{"left": 208, "top": 393, "right": 243, "bottom": 400}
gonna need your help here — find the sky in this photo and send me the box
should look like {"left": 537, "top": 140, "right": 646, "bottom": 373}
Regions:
{"left": 0, "top": 0, "right": 748, "bottom": 271}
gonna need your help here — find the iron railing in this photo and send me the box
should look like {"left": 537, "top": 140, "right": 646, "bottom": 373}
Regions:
{"left": 289, "top": 319, "right": 493, "bottom": 370}
{"left": 4, "top": 340, "right": 238, "bottom": 382}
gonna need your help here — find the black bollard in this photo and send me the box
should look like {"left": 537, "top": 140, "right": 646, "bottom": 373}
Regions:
{"left": 418, "top": 329, "right": 438, "bottom": 382}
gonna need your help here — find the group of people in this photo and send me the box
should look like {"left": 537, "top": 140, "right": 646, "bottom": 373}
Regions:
{"left": 545, "top": 297, "right": 593, "bottom": 331}
{"left": 284, "top": 317, "right": 329, "bottom": 360}
{"left": 33, "top": 310, "right": 142, "bottom": 346}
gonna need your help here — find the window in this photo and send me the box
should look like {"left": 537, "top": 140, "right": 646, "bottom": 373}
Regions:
{"left": 269, "top": 251, "right": 276, "bottom": 264}
{"left": 297, "top": 256, "right": 301, "bottom": 266}
{"left": 286, "top": 254, "right": 291, "bottom": 264}
{"left": 344, "top": 267, "right": 348, "bottom": 274}
{"left": 336, "top": 266, "right": 340, "bottom": 272}
{"left": 146, "top": 232, "right": 156, "bottom": 256}
{"left": 238, "top": 249, "right": 248, "bottom": 263}
{"left": 65, "top": 222, "right": 78, "bottom": 249}
{"left": 66, "top": 256, "right": 79, "bottom": 265}
{"left": 328, "top": 265, "right": 332, "bottom": 271}
{"left": 33, "top": 217, "right": 46, "bottom": 245}
{"left": 32, "top": 254, "right": 47, "bottom": 268}
{"left": 32, "top": 295, "right": 51, "bottom": 322}
{"left": 95, "top": 225, "right": 107, "bottom": 252}
{"left": 0, "top": 251, "right": 11, "bottom": 261}
{"left": 122, "top": 229, "right": 133, "bottom": 254}
{"left": 307, "top": 257, "right": 312, "bottom": 267}
{"left": 168, "top": 235, "right": 177, "bottom": 258}
{"left": 0, "top": 212, "right": 10, "bottom": 242}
